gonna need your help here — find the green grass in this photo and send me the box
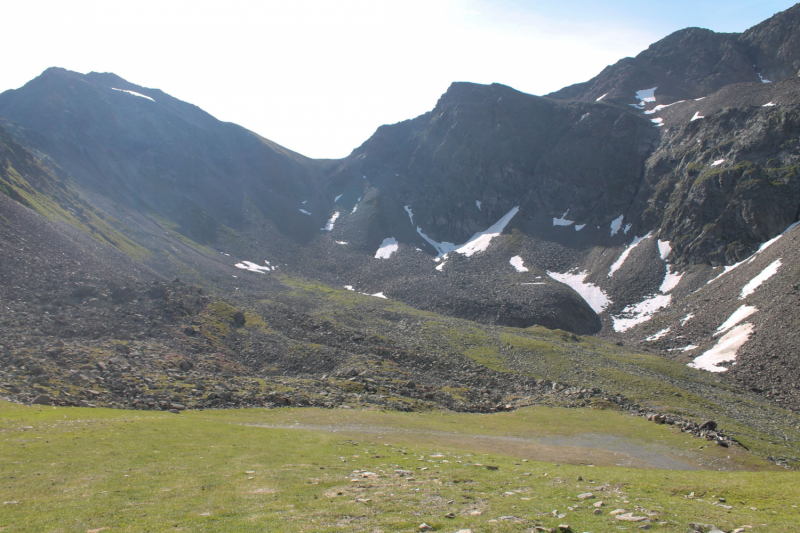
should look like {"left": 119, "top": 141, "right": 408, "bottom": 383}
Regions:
{"left": 2, "top": 402, "right": 798, "bottom": 532}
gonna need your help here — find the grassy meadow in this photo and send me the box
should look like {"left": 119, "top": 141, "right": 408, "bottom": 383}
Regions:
{"left": 2, "top": 402, "right": 799, "bottom": 532}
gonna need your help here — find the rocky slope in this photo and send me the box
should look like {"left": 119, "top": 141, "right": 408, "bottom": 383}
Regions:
{"left": 1, "top": 6, "right": 799, "bottom": 423}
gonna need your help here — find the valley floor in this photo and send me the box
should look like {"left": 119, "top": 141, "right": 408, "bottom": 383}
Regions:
{"left": 1, "top": 402, "right": 798, "bottom": 532}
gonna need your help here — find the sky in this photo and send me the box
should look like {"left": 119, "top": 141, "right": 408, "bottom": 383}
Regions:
{"left": 0, "top": 0, "right": 795, "bottom": 158}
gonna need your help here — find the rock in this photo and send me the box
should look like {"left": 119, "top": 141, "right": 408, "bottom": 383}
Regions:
{"left": 486, "top": 465, "right": 499, "bottom": 470}
{"left": 170, "top": 403, "right": 185, "bottom": 411}
{"left": 639, "top": 525, "right": 651, "bottom": 530}
{"left": 558, "top": 525, "right": 572, "bottom": 532}
{"left": 455, "top": 530, "right": 473, "bottom": 533}
{"left": 593, "top": 509, "right": 602, "bottom": 515}
{"left": 418, "top": 523, "right": 431, "bottom": 531}
{"left": 31, "top": 394, "right": 52, "bottom": 405}
{"left": 183, "top": 327, "right": 197, "bottom": 336}
{"left": 233, "top": 311, "right": 246, "bottom": 326}
{"left": 167, "top": 409, "right": 180, "bottom": 414}
{"left": 593, "top": 501, "right": 604, "bottom": 508}
{"left": 577, "top": 492, "right": 594, "bottom": 499}
{"left": 615, "top": 513, "right": 647, "bottom": 522}
{"left": 444, "top": 512, "right": 456, "bottom": 518}
{"left": 699, "top": 420, "right": 717, "bottom": 431}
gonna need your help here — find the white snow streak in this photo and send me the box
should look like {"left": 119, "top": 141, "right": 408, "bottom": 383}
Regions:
{"left": 111, "top": 87, "right": 155, "bottom": 102}
{"left": 352, "top": 197, "right": 361, "bottom": 214}
{"left": 553, "top": 210, "right": 575, "bottom": 226}
{"left": 689, "top": 323, "right": 754, "bottom": 373}
{"left": 371, "top": 292, "right": 388, "bottom": 299}
{"left": 476, "top": 200, "right": 481, "bottom": 211}
{"left": 635, "top": 87, "right": 657, "bottom": 103}
{"left": 509, "top": 256, "right": 528, "bottom": 272}
{"left": 657, "top": 240, "right": 672, "bottom": 260}
{"left": 418, "top": 206, "right": 520, "bottom": 258}
{"left": 547, "top": 271, "right": 611, "bottom": 314}
{"left": 612, "top": 294, "right": 672, "bottom": 332}
{"left": 645, "top": 327, "right": 671, "bottom": 341}
{"left": 321, "top": 211, "right": 340, "bottom": 231}
{"left": 608, "top": 232, "right": 651, "bottom": 277}
{"left": 334, "top": 194, "right": 343, "bottom": 203}
{"left": 234, "top": 261, "right": 273, "bottom": 274}
{"left": 758, "top": 73, "right": 772, "bottom": 83}
{"left": 374, "top": 237, "right": 399, "bottom": 259}
{"left": 651, "top": 117, "right": 664, "bottom": 126}
{"left": 680, "top": 313, "right": 695, "bottom": 326}
{"left": 691, "top": 111, "right": 704, "bottom": 121}
{"left": 596, "top": 93, "right": 608, "bottom": 102}
{"left": 299, "top": 209, "right": 311, "bottom": 215}
{"left": 708, "top": 221, "right": 799, "bottom": 284}
{"left": 404, "top": 205, "right": 414, "bottom": 224}
{"left": 762, "top": 101, "right": 776, "bottom": 107}
{"left": 575, "top": 224, "right": 586, "bottom": 231}
{"left": 660, "top": 268, "right": 683, "bottom": 293}
{"left": 710, "top": 159, "right": 725, "bottom": 167}
{"left": 740, "top": 260, "right": 781, "bottom": 299}
{"left": 716, "top": 305, "right": 758, "bottom": 336}
{"left": 609, "top": 215, "right": 624, "bottom": 236}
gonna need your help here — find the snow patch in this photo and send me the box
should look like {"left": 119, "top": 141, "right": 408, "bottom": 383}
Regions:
{"left": 321, "top": 212, "right": 340, "bottom": 231}
{"left": 660, "top": 268, "right": 683, "bottom": 293}
{"left": 740, "top": 260, "right": 781, "bottom": 299}
{"left": 624, "top": 223, "right": 632, "bottom": 234}
{"left": 418, "top": 206, "right": 520, "bottom": 258}
{"left": 635, "top": 87, "right": 657, "bottom": 103}
{"left": 708, "top": 221, "right": 799, "bottom": 284}
{"left": 690, "top": 111, "right": 704, "bottom": 121}
{"left": 334, "top": 194, "right": 343, "bottom": 203}
{"left": 710, "top": 159, "right": 725, "bottom": 167}
{"left": 553, "top": 210, "right": 574, "bottom": 226}
{"left": 299, "top": 209, "right": 311, "bottom": 215}
{"left": 657, "top": 240, "right": 671, "bottom": 260}
{"left": 575, "top": 224, "right": 586, "bottom": 231}
{"left": 680, "top": 313, "right": 695, "bottom": 326}
{"left": 404, "top": 205, "right": 414, "bottom": 224}
{"left": 547, "top": 271, "right": 611, "bottom": 314}
{"left": 335, "top": 241, "right": 348, "bottom": 245}
{"left": 235, "top": 261, "right": 273, "bottom": 274}
{"left": 612, "top": 294, "right": 672, "bottom": 332}
{"left": 375, "top": 237, "right": 399, "bottom": 259}
{"left": 111, "top": 87, "right": 155, "bottom": 102}
{"left": 762, "top": 101, "right": 776, "bottom": 107}
{"left": 608, "top": 232, "right": 651, "bottom": 277}
{"left": 351, "top": 198, "right": 361, "bottom": 214}
{"left": 596, "top": 93, "right": 608, "bottom": 102}
{"left": 580, "top": 113, "right": 588, "bottom": 121}
{"left": 716, "top": 305, "right": 758, "bottom": 336}
{"left": 645, "top": 327, "right": 671, "bottom": 341}
{"left": 758, "top": 73, "right": 771, "bottom": 83}
{"left": 371, "top": 292, "right": 388, "bottom": 299}
{"left": 476, "top": 200, "right": 481, "bottom": 211}
{"left": 509, "top": 256, "right": 528, "bottom": 272}
{"left": 650, "top": 117, "right": 664, "bottom": 126}
{"left": 344, "top": 285, "right": 354, "bottom": 291}
{"left": 690, "top": 323, "right": 754, "bottom": 372}
{"left": 609, "top": 215, "right": 624, "bottom": 236}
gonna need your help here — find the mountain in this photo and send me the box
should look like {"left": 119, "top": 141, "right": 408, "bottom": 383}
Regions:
{"left": 547, "top": 3, "right": 800, "bottom": 105}
{"left": 1, "top": 3, "right": 799, "bottom": 462}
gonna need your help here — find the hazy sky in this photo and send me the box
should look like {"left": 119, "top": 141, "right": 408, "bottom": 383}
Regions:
{"left": 1, "top": 0, "right": 795, "bottom": 158}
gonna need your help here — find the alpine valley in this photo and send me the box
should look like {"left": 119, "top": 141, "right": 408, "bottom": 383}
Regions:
{"left": 3, "top": 2, "right": 800, "bottom": 498}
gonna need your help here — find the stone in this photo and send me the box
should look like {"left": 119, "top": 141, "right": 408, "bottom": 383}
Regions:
{"left": 577, "top": 492, "right": 594, "bottom": 499}
{"left": 444, "top": 512, "right": 456, "bottom": 518}
{"left": 418, "top": 523, "right": 431, "bottom": 531}
{"left": 593, "top": 501, "right": 604, "bottom": 508}
{"left": 486, "top": 465, "right": 499, "bottom": 470}
{"left": 31, "top": 394, "right": 52, "bottom": 406}
{"left": 558, "top": 525, "right": 572, "bottom": 532}
{"left": 593, "top": 509, "right": 602, "bottom": 515}
{"left": 615, "top": 513, "right": 647, "bottom": 522}
{"left": 233, "top": 311, "right": 246, "bottom": 326}
{"left": 639, "top": 525, "right": 651, "bottom": 530}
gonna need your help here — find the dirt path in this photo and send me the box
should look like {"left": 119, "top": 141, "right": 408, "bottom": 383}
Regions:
{"left": 244, "top": 421, "right": 702, "bottom": 470}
